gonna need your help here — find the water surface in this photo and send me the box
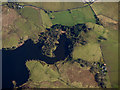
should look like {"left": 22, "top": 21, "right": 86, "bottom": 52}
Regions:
{"left": 2, "top": 34, "right": 71, "bottom": 88}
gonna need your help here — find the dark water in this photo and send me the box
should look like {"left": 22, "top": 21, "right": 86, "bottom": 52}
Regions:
{"left": 2, "top": 34, "right": 71, "bottom": 89}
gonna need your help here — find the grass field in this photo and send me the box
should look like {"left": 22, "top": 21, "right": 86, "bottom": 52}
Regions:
{"left": 71, "top": 6, "right": 96, "bottom": 24}
{"left": 91, "top": 2, "right": 118, "bottom": 21}
{"left": 26, "top": 60, "right": 59, "bottom": 82}
{"left": 40, "top": 9, "right": 53, "bottom": 28}
{"left": 49, "top": 6, "right": 96, "bottom": 26}
{"left": 72, "top": 43, "right": 102, "bottom": 62}
{"left": 85, "top": 22, "right": 108, "bottom": 42}
{"left": 25, "top": 60, "right": 69, "bottom": 88}
{"left": 23, "top": 2, "right": 85, "bottom": 11}
{"left": 2, "top": 33, "right": 19, "bottom": 48}
{"left": 18, "top": 7, "right": 53, "bottom": 41}
{"left": 19, "top": 7, "right": 42, "bottom": 26}
{"left": 72, "top": 23, "right": 109, "bottom": 62}
{"left": 15, "top": 18, "right": 31, "bottom": 37}
{"left": 19, "top": 6, "right": 52, "bottom": 29}
{"left": 51, "top": 11, "right": 74, "bottom": 26}
{"left": 25, "top": 60, "right": 99, "bottom": 88}
{"left": 72, "top": 23, "right": 118, "bottom": 87}
{"left": 15, "top": 17, "right": 42, "bottom": 42}
{"left": 76, "top": 23, "right": 118, "bottom": 87}
{"left": 86, "top": 22, "right": 108, "bottom": 35}
{"left": 100, "top": 30, "right": 118, "bottom": 88}
{"left": 2, "top": 6, "right": 48, "bottom": 48}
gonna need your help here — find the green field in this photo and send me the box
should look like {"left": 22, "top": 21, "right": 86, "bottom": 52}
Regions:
{"left": 100, "top": 30, "right": 118, "bottom": 88}
{"left": 40, "top": 9, "right": 53, "bottom": 28}
{"left": 25, "top": 60, "right": 98, "bottom": 88}
{"left": 72, "top": 43, "right": 102, "bottom": 62}
{"left": 23, "top": 2, "right": 85, "bottom": 11}
{"left": 2, "top": 32, "right": 19, "bottom": 48}
{"left": 51, "top": 10, "right": 74, "bottom": 26}
{"left": 72, "top": 22, "right": 108, "bottom": 62}
{"left": 2, "top": 6, "right": 49, "bottom": 48}
{"left": 15, "top": 18, "right": 31, "bottom": 37}
{"left": 15, "top": 17, "right": 42, "bottom": 43}
{"left": 49, "top": 6, "right": 96, "bottom": 26}
{"left": 26, "top": 60, "right": 59, "bottom": 82}
{"left": 25, "top": 60, "right": 71, "bottom": 88}
{"left": 71, "top": 6, "right": 96, "bottom": 24}
{"left": 72, "top": 23, "right": 118, "bottom": 87}
{"left": 19, "top": 7, "right": 42, "bottom": 26}
{"left": 25, "top": 60, "right": 72, "bottom": 88}
{"left": 19, "top": 6, "right": 53, "bottom": 28}
{"left": 73, "top": 22, "right": 118, "bottom": 87}
{"left": 85, "top": 22, "right": 108, "bottom": 41}
{"left": 91, "top": 2, "right": 118, "bottom": 21}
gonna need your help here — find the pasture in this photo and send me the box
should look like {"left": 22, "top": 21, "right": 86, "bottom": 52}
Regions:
{"left": 51, "top": 11, "right": 74, "bottom": 26}
{"left": 72, "top": 23, "right": 108, "bottom": 62}
{"left": 19, "top": 7, "right": 42, "bottom": 26}
{"left": 71, "top": 6, "right": 96, "bottom": 24}
{"left": 50, "top": 6, "right": 96, "bottom": 26}
{"left": 23, "top": 2, "right": 85, "bottom": 11}
{"left": 100, "top": 30, "right": 118, "bottom": 88}
{"left": 2, "top": 33, "right": 19, "bottom": 48}
{"left": 26, "top": 60, "right": 59, "bottom": 82}
{"left": 91, "top": 2, "right": 118, "bottom": 21}
{"left": 72, "top": 43, "right": 102, "bottom": 62}
{"left": 40, "top": 9, "right": 53, "bottom": 28}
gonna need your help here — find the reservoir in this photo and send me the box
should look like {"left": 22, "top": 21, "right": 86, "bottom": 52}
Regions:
{"left": 2, "top": 34, "right": 71, "bottom": 88}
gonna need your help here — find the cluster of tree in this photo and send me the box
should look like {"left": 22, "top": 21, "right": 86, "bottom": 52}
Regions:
{"left": 98, "top": 36, "right": 107, "bottom": 42}
{"left": 89, "top": 62, "right": 108, "bottom": 88}
{"left": 38, "top": 25, "right": 61, "bottom": 57}
{"left": 72, "top": 58, "right": 92, "bottom": 67}
{"left": 6, "top": 2, "right": 17, "bottom": 9}
{"left": 66, "top": 24, "right": 88, "bottom": 46}
{"left": 67, "top": 9, "right": 71, "bottom": 13}
{"left": 6, "top": 2, "right": 24, "bottom": 9}
{"left": 94, "top": 72, "right": 107, "bottom": 88}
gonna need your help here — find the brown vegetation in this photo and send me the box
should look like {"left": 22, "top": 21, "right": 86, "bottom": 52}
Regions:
{"left": 2, "top": 7, "right": 19, "bottom": 28}
{"left": 98, "top": 15, "right": 118, "bottom": 30}
{"left": 66, "top": 64, "right": 98, "bottom": 87}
